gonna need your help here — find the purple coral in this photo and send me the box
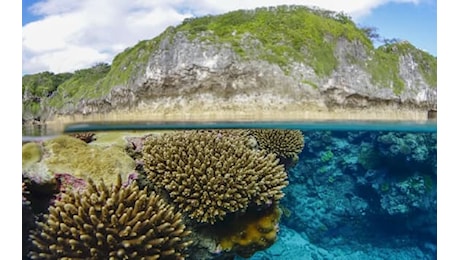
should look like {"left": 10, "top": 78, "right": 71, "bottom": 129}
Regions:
{"left": 123, "top": 171, "right": 139, "bottom": 187}
{"left": 54, "top": 173, "right": 88, "bottom": 202}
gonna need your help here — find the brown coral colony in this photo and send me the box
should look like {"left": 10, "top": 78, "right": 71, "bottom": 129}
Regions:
{"left": 142, "top": 130, "right": 289, "bottom": 224}
{"left": 249, "top": 129, "right": 305, "bottom": 168}
{"left": 29, "top": 175, "right": 192, "bottom": 259}
{"left": 27, "top": 129, "right": 303, "bottom": 259}
{"left": 68, "top": 132, "right": 96, "bottom": 143}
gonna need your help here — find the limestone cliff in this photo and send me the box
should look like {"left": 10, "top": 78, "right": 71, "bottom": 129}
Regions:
{"left": 23, "top": 5, "right": 437, "bottom": 123}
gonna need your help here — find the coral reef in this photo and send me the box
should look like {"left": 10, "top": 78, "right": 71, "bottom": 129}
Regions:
{"left": 282, "top": 182, "right": 369, "bottom": 244}
{"left": 357, "top": 143, "right": 382, "bottom": 170}
{"left": 249, "top": 129, "right": 305, "bottom": 168}
{"left": 283, "top": 130, "right": 436, "bottom": 251}
{"left": 43, "top": 135, "right": 136, "bottom": 185}
{"left": 378, "top": 175, "right": 435, "bottom": 215}
{"left": 22, "top": 181, "right": 29, "bottom": 202}
{"left": 23, "top": 180, "right": 36, "bottom": 258}
{"left": 22, "top": 142, "right": 43, "bottom": 170}
{"left": 142, "top": 130, "right": 288, "bottom": 224}
{"left": 89, "top": 131, "right": 154, "bottom": 147}
{"left": 217, "top": 204, "right": 282, "bottom": 258}
{"left": 53, "top": 173, "right": 88, "bottom": 202}
{"left": 22, "top": 127, "right": 437, "bottom": 259}
{"left": 375, "top": 132, "right": 437, "bottom": 174}
{"left": 125, "top": 133, "right": 154, "bottom": 161}
{"left": 67, "top": 132, "right": 96, "bottom": 143}
{"left": 29, "top": 175, "right": 192, "bottom": 259}
{"left": 251, "top": 225, "right": 430, "bottom": 260}
{"left": 22, "top": 176, "right": 59, "bottom": 215}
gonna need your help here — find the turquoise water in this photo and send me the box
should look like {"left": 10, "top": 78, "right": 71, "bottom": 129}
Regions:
{"left": 22, "top": 121, "right": 436, "bottom": 259}
{"left": 61, "top": 120, "right": 436, "bottom": 133}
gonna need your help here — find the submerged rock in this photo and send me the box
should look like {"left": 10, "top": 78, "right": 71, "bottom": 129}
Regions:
{"left": 22, "top": 135, "right": 136, "bottom": 187}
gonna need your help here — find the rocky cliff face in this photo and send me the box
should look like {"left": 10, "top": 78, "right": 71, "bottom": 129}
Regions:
{"left": 34, "top": 6, "right": 436, "bottom": 122}
{"left": 68, "top": 35, "right": 435, "bottom": 117}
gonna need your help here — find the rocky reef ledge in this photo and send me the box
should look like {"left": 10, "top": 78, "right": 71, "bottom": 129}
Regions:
{"left": 45, "top": 102, "right": 433, "bottom": 131}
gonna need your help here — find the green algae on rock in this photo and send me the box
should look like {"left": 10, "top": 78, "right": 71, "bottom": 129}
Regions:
{"left": 43, "top": 135, "right": 136, "bottom": 185}
{"left": 22, "top": 142, "right": 43, "bottom": 169}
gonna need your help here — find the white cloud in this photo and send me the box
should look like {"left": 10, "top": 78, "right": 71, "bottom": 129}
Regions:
{"left": 22, "top": 0, "right": 422, "bottom": 75}
{"left": 23, "top": 45, "right": 111, "bottom": 73}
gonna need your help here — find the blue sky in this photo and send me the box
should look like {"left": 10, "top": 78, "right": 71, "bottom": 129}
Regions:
{"left": 22, "top": 0, "right": 40, "bottom": 25}
{"left": 21, "top": 0, "right": 437, "bottom": 75}
{"left": 356, "top": 1, "right": 436, "bottom": 55}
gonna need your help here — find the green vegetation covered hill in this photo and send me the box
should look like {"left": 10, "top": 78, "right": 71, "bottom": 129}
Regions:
{"left": 176, "top": 6, "right": 373, "bottom": 75}
{"left": 22, "top": 63, "right": 110, "bottom": 119}
{"left": 22, "top": 71, "right": 73, "bottom": 118}
{"left": 22, "top": 5, "right": 437, "bottom": 121}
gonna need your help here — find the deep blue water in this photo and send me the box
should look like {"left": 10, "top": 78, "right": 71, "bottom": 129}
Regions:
{"left": 22, "top": 120, "right": 437, "bottom": 259}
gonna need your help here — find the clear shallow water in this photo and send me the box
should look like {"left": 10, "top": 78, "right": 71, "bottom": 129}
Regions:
{"left": 22, "top": 120, "right": 437, "bottom": 259}
{"left": 62, "top": 120, "right": 436, "bottom": 132}
{"left": 23, "top": 120, "right": 437, "bottom": 136}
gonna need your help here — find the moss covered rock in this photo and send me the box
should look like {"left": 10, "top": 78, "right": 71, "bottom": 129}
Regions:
{"left": 22, "top": 142, "right": 43, "bottom": 169}
{"left": 43, "top": 135, "right": 136, "bottom": 185}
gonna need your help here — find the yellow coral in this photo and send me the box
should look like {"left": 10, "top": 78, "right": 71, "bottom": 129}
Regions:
{"left": 218, "top": 205, "right": 281, "bottom": 258}
{"left": 22, "top": 142, "right": 42, "bottom": 169}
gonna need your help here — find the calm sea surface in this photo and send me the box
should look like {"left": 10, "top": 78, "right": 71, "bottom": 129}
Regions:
{"left": 23, "top": 120, "right": 437, "bottom": 137}
{"left": 22, "top": 120, "right": 437, "bottom": 259}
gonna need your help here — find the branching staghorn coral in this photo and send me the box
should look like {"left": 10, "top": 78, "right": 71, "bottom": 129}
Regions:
{"left": 249, "top": 129, "right": 305, "bottom": 168}
{"left": 142, "top": 130, "right": 288, "bottom": 224}
{"left": 29, "top": 175, "right": 192, "bottom": 259}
